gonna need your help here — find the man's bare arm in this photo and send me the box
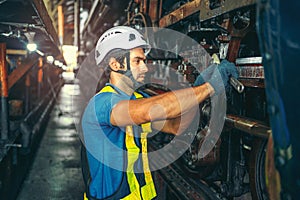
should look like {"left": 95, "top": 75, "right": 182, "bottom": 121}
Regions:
{"left": 152, "top": 108, "right": 196, "bottom": 135}
{"left": 110, "top": 83, "right": 214, "bottom": 127}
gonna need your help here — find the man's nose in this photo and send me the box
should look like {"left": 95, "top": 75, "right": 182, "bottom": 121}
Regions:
{"left": 140, "top": 62, "right": 148, "bottom": 72}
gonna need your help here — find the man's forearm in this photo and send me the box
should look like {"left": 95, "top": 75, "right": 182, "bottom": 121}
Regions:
{"left": 152, "top": 106, "right": 197, "bottom": 135}
{"left": 111, "top": 82, "right": 214, "bottom": 126}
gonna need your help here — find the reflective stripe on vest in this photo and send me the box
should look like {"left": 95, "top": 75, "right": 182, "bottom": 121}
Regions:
{"left": 99, "top": 85, "right": 156, "bottom": 200}
{"left": 97, "top": 85, "right": 118, "bottom": 94}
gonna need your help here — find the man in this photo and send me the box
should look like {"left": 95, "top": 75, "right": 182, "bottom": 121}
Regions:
{"left": 81, "top": 26, "right": 238, "bottom": 200}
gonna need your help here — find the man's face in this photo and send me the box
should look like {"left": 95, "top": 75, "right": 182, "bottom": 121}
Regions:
{"left": 128, "top": 48, "right": 148, "bottom": 83}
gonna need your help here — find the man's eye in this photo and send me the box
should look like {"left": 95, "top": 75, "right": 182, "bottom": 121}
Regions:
{"left": 132, "top": 59, "right": 146, "bottom": 65}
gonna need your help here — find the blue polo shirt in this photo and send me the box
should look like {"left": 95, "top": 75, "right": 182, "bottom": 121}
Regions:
{"left": 81, "top": 84, "right": 131, "bottom": 199}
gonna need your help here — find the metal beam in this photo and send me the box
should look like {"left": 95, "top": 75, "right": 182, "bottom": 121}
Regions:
{"left": 82, "top": 0, "right": 100, "bottom": 34}
{"left": 6, "top": 49, "right": 27, "bottom": 55}
{"left": 74, "top": 0, "right": 80, "bottom": 49}
{"left": 159, "top": 0, "right": 256, "bottom": 28}
{"left": 199, "top": 0, "right": 256, "bottom": 22}
{"left": 58, "top": 5, "right": 64, "bottom": 45}
{"left": 44, "top": 0, "right": 58, "bottom": 32}
{"left": 159, "top": 0, "right": 202, "bottom": 28}
{"left": 0, "top": 43, "right": 9, "bottom": 140}
{"left": 226, "top": 114, "right": 270, "bottom": 138}
{"left": 31, "top": 0, "right": 61, "bottom": 54}
{"left": 7, "top": 53, "right": 39, "bottom": 90}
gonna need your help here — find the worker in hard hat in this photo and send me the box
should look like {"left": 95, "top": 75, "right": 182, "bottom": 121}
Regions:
{"left": 81, "top": 26, "right": 238, "bottom": 200}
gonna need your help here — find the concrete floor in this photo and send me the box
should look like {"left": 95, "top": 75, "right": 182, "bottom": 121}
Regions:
{"left": 16, "top": 83, "right": 85, "bottom": 200}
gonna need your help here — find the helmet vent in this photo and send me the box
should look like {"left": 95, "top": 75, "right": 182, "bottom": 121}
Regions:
{"left": 100, "top": 37, "right": 106, "bottom": 42}
{"left": 100, "top": 31, "right": 122, "bottom": 43}
{"left": 129, "top": 33, "right": 136, "bottom": 41}
{"left": 96, "top": 50, "right": 100, "bottom": 58}
{"left": 140, "top": 36, "right": 146, "bottom": 42}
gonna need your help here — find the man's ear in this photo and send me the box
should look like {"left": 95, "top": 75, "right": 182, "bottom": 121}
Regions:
{"left": 108, "top": 57, "right": 120, "bottom": 71}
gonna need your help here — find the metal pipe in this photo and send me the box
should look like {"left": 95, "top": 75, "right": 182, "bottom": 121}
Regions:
{"left": 158, "top": 0, "right": 163, "bottom": 19}
{"left": 230, "top": 77, "right": 244, "bottom": 93}
{"left": 0, "top": 43, "right": 9, "bottom": 140}
{"left": 142, "top": 0, "right": 148, "bottom": 14}
{"left": 25, "top": 74, "right": 31, "bottom": 114}
{"left": 149, "top": 0, "right": 159, "bottom": 24}
{"left": 81, "top": 0, "right": 100, "bottom": 34}
{"left": 37, "top": 57, "right": 43, "bottom": 99}
{"left": 91, "top": 5, "right": 110, "bottom": 32}
{"left": 225, "top": 114, "right": 270, "bottom": 138}
{"left": 58, "top": 5, "right": 64, "bottom": 45}
{"left": 74, "top": 0, "right": 80, "bottom": 50}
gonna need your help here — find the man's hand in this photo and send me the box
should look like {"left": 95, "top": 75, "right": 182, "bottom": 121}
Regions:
{"left": 194, "top": 59, "right": 238, "bottom": 94}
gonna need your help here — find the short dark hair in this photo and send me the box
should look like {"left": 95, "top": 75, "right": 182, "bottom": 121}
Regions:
{"left": 101, "top": 49, "right": 128, "bottom": 67}
{"left": 96, "top": 49, "right": 128, "bottom": 91}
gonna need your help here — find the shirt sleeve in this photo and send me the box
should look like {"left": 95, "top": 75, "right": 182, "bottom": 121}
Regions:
{"left": 94, "top": 92, "right": 124, "bottom": 126}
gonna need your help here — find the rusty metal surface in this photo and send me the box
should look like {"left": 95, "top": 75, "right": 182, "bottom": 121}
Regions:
{"left": 31, "top": 0, "right": 61, "bottom": 50}
{"left": 227, "top": 37, "right": 242, "bottom": 62}
{"left": 8, "top": 100, "right": 23, "bottom": 118}
{"left": 149, "top": 0, "right": 159, "bottom": 24}
{"left": 240, "top": 79, "right": 265, "bottom": 88}
{"left": 159, "top": 0, "right": 256, "bottom": 28}
{"left": 227, "top": 18, "right": 254, "bottom": 62}
{"left": 199, "top": 0, "right": 256, "bottom": 22}
{"left": 237, "top": 66, "right": 265, "bottom": 79}
{"left": 0, "top": 43, "right": 8, "bottom": 97}
{"left": 265, "top": 135, "right": 281, "bottom": 200}
{"left": 7, "top": 53, "right": 39, "bottom": 90}
{"left": 141, "top": 0, "right": 149, "bottom": 14}
{"left": 159, "top": 0, "right": 202, "bottom": 27}
{"left": 0, "top": 43, "right": 8, "bottom": 141}
{"left": 226, "top": 114, "right": 270, "bottom": 138}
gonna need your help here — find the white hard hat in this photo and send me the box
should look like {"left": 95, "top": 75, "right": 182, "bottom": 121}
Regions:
{"left": 95, "top": 26, "right": 151, "bottom": 65}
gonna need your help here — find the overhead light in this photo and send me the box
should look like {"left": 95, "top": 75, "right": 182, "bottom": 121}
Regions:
{"left": 36, "top": 49, "right": 44, "bottom": 56}
{"left": 54, "top": 60, "right": 60, "bottom": 66}
{"left": 27, "top": 43, "right": 37, "bottom": 52}
{"left": 46, "top": 56, "right": 54, "bottom": 64}
{"left": 53, "top": 60, "right": 64, "bottom": 67}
